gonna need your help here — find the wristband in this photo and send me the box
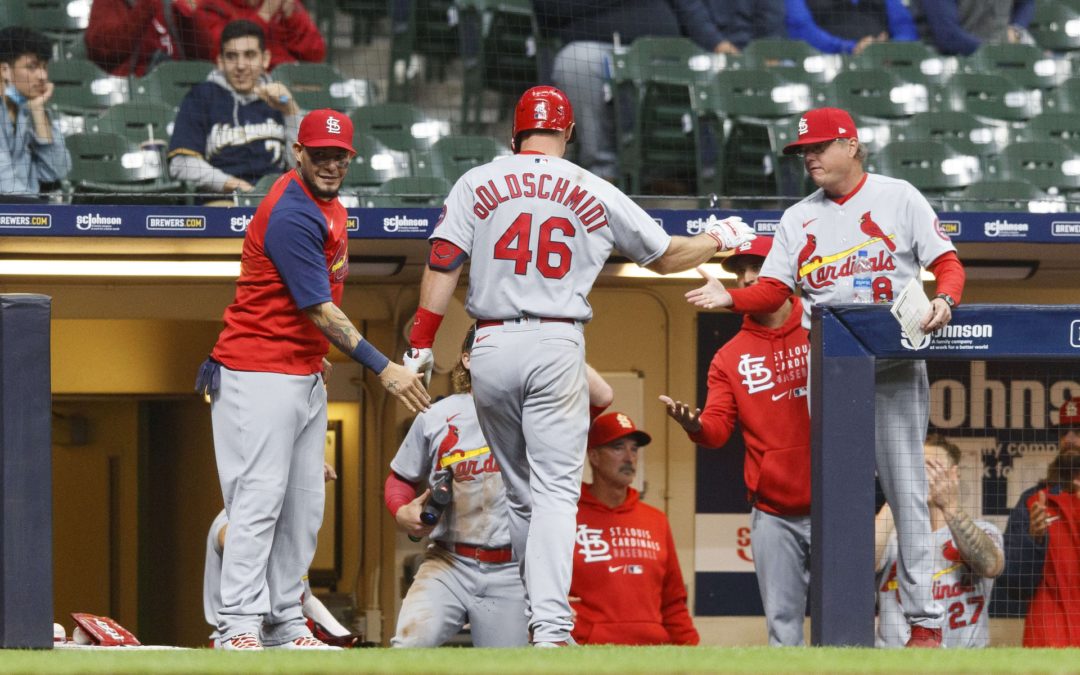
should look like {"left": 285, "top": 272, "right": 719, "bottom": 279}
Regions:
{"left": 409, "top": 307, "right": 444, "bottom": 349}
{"left": 350, "top": 339, "right": 390, "bottom": 374}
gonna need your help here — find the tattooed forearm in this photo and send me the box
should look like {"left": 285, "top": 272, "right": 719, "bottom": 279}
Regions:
{"left": 945, "top": 510, "right": 1004, "bottom": 578}
{"left": 305, "top": 302, "right": 362, "bottom": 354}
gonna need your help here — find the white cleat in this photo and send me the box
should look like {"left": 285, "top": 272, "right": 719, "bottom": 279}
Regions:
{"left": 219, "top": 632, "right": 263, "bottom": 650}
{"left": 269, "top": 635, "right": 343, "bottom": 650}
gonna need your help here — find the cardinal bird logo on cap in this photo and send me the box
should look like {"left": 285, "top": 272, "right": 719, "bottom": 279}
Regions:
{"left": 859, "top": 211, "right": 896, "bottom": 252}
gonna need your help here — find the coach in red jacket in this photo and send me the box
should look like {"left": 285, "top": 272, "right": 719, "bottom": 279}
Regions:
{"left": 661, "top": 235, "right": 811, "bottom": 646}
{"left": 570, "top": 412, "right": 699, "bottom": 646}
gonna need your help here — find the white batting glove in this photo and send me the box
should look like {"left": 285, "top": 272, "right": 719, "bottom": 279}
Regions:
{"left": 704, "top": 215, "right": 756, "bottom": 251}
{"left": 403, "top": 347, "right": 434, "bottom": 387}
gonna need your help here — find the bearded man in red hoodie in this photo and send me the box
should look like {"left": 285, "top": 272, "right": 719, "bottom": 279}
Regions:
{"left": 569, "top": 412, "right": 700, "bottom": 646}
{"left": 661, "top": 235, "right": 811, "bottom": 646}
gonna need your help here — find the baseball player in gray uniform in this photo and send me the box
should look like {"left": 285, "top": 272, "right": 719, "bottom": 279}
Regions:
{"left": 403, "top": 85, "right": 756, "bottom": 646}
{"left": 687, "top": 107, "right": 967, "bottom": 647}
{"left": 387, "top": 328, "right": 615, "bottom": 647}
{"left": 876, "top": 435, "right": 1003, "bottom": 648}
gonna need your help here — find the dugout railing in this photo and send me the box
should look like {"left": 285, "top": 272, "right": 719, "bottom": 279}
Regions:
{"left": 811, "top": 304, "right": 1080, "bottom": 646}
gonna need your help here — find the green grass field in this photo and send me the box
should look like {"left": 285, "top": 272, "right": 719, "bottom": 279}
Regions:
{"left": 1, "top": 646, "right": 1077, "bottom": 674}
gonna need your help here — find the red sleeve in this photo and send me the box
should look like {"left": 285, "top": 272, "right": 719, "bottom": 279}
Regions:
{"left": 589, "top": 404, "right": 609, "bottom": 421}
{"left": 279, "top": 1, "right": 326, "bottom": 63}
{"left": 84, "top": 0, "right": 158, "bottom": 74}
{"left": 728, "top": 277, "right": 792, "bottom": 314}
{"left": 384, "top": 471, "right": 418, "bottom": 516}
{"left": 689, "top": 351, "right": 738, "bottom": 449}
{"left": 660, "top": 523, "right": 700, "bottom": 645}
{"left": 928, "top": 251, "right": 965, "bottom": 306}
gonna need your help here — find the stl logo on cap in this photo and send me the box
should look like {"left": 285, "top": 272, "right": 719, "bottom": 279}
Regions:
{"left": 616, "top": 413, "right": 634, "bottom": 430}
{"left": 325, "top": 115, "right": 342, "bottom": 134}
{"left": 798, "top": 116, "right": 809, "bottom": 136}
{"left": 1064, "top": 399, "right": 1079, "bottom": 422}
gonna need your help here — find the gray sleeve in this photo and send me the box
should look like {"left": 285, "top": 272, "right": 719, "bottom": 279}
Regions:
{"left": 284, "top": 113, "right": 301, "bottom": 168}
{"left": 30, "top": 117, "right": 71, "bottom": 182}
{"left": 389, "top": 414, "right": 434, "bottom": 483}
{"left": 604, "top": 183, "right": 671, "bottom": 266}
{"left": 759, "top": 211, "right": 799, "bottom": 289}
{"left": 169, "top": 154, "right": 234, "bottom": 192}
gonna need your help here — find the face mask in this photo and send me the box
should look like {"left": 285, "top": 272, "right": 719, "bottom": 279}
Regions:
{"left": 4, "top": 84, "right": 26, "bottom": 107}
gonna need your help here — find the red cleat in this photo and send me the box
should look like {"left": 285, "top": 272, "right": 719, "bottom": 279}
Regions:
{"left": 905, "top": 626, "right": 942, "bottom": 648}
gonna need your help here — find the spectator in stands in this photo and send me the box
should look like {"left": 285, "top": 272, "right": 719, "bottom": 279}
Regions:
{"left": 192, "top": 0, "right": 326, "bottom": 70}
{"left": 168, "top": 20, "right": 301, "bottom": 201}
{"left": 570, "top": 412, "right": 700, "bottom": 645}
{"left": 994, "top": 397, "right": 1080, "bottom": 619}
{"left": 706, "top": 0, "right": 786, "bottom": 54}
{"left": 910, "top": 0, "right": 1035, "bottom": 56}
{"left": 534, "top": 0, "right": 740, "bottom": 182}
{"left": 785, "top": 0, "right": 918, "bottom": 55}
{"left": 875, "top": 434, "right": 1003, "bottom": 648}
{"left": 1023, "top": 452, "right": 1080, "bottom": 647}
{"left": 0, "top": 26, "right": 70, "bottom": 202}
{"left": 85, "top": 0, "right": 204, "bottom": 77}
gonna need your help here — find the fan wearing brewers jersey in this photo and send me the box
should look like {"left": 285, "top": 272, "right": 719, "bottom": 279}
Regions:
{"left": 876, "top": 434, "right": 1003, "bottom": 648}
{"left": 386, "top": 326, "right": 614, "bottom": 647}
{"left": 685, "top": 107, "right": 966, "bottom": 648}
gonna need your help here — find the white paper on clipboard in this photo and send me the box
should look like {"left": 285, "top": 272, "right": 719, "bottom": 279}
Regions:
{"left": 890, "top": 277, "right": 932, "bottom": 346}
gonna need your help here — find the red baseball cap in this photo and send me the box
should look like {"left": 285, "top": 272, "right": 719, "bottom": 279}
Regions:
{"left": 1058, "top": 397, "right": 1080, "bottom": 427}
{"left": 298, "top": 109, "right": 355, "bottom": 153}
{"left": 721, "top": 235, "right": 773, "bottom": 274}
{"left": 783, "top": 107, "right": 858, "bottom": 156}
{"left": 588, "top": 412, "right": 652, "bottom": 449}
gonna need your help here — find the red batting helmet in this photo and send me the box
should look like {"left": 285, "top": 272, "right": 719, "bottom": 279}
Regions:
{"left": 511, "top": 85, "right": 575, "bottom": 152}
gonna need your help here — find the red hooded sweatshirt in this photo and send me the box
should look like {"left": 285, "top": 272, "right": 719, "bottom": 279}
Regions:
{"left": 1023, "top": 489, "right": 1080, "bottom": 647}
{"left": 689, "top": 297, "right": 811, "bottom": 516}
{"left": 570, "top": 484, "right": 699, "bottom": 645}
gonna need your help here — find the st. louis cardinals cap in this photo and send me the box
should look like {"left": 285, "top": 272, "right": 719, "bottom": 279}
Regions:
{"left": 588, "top": 412, "right": 652, "bottom": 449}
{"left": 783, "top": 107, "right": 858, "bottom": 155}
{"left": 298, "top": 109, "right": 355, "bottom": 153}
{"left": 1058, "top": 397, "right": 1080, "bottom": 427}
{"left": 721, "top": 235, "right": 773, "bottom": 274}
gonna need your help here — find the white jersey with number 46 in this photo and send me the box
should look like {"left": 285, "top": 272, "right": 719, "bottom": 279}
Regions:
{"left": 760, "top": 173, "right": 957, "bottom": 330}
{"left": 431, "top": 154, "right": 672, "bottom": 321}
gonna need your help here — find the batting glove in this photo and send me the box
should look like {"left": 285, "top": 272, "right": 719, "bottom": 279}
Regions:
{"left": 403, "top": 347, "right": 434, "bottom": 387}
{"left": 704, "top": 215, "right": 756, "bottom": 251}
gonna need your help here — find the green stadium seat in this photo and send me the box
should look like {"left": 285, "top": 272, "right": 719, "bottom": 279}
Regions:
{"left": 48, "top": 59, "right": 128, "bottom": 118}
{"left": 898, "top": 111, "right": 1011, "bottom": 163}
{"left": 64, "top": 131, "right": 182, "bottom": 203}
{"left": 847, "top": 41, "right": 958, "bottom": 87}
{"left": 829, "top": 69, "right": 930, "bottom": 120}
{"left": 236, "top": 174, "right": 282, "bottom": 207}
{"left": 993, "top": 140, "right": 1080, "bottom": 193}
{"left": 89, "top": 101, "right": 174, "bottom": 148}
{"left": 1018, "top": 111, "right": 1080, "bottom": 150}
{"left": 387, "top": 0, "right": 459, "bottom": 102}
{"left": 337, "top": 0, "right": 389, "bottom": 45}
{"left": 131, "top": 61, "right": 214, "bottom": 110}
{"left": 342, "top": 133, "right": 411, "bottom": 191}
{"left": 610, "top": 37, "right": 715, "bottom": 193}
{"left": 270, "top": 63, "right": 374, "bottom": 114}
{"left": 935, "top": 72, "right": 1042, "bottom": 122}
{"left": 419, "top": 135, "right": 512, "bottom": 182}
{"left": 947, "top": 180, "right": 1066, "bottom": 212}
{"left": 966, "top": 43, "right": 1072, "bottom": 91}
{"left": 866, "top": 140, "right": 982, "bottom": 196}
{"left": 361, "top": 176, "right": 454, "bottom": 207}
{"left": 0, "top": 3, "right": 27, "bottom": 27}
{"left": 742, "top": 37, "right": 843, "bottom": 85}
{"left": 22, "top": 0, "right": 89, "bottom": 59}
{"left": 456, "top": 0, "right": 543, "bottom": 132}
{"left": 349, "top": 103, "right": 450, "bottom": 175}
{"left": 1030, "top": 1, "right": 1080, "bottom": 52}
{"left": 1048, "top": 74, "right": 1080, "bottom": 111}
